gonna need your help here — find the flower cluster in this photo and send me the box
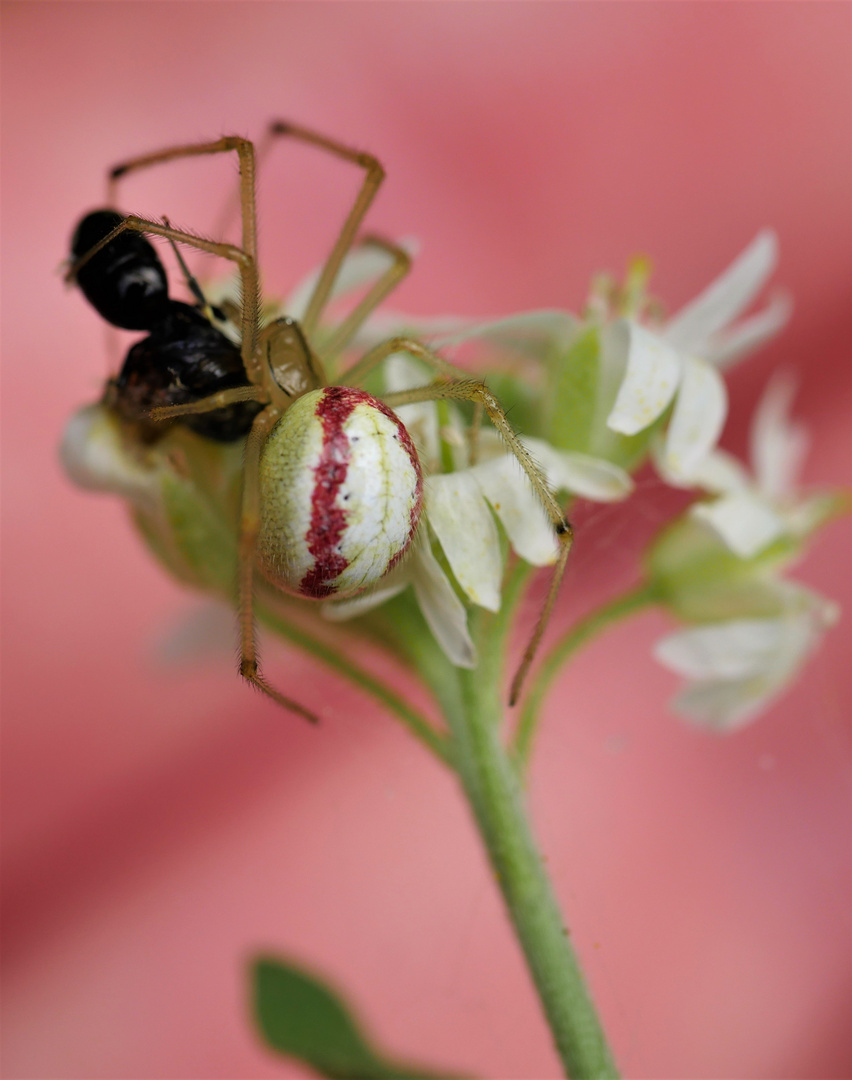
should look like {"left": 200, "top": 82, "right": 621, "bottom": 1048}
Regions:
{"left": 351, "top": 231, "right": 842, "bottom": 729}
{"left": 62, "top": 231, "right": 843, "bottom": 732}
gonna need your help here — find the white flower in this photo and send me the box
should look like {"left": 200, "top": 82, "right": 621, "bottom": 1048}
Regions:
{"left": 60, "top": 403, "right": 160, "bottom": 508}
{"left": 74, "top": 253, "right": 633, "bottom": 671}
{"left": 605, "top": 230, "right": 791, "bottom": 479}
{"left": 352, "top": 232, "right": 789, "bottom": 483}
{"left": 654, "top": 584, "right": 839, "bottom": 732}
{"left": 323, "top": 354, "right": 633, "bottom": 667}
{"left": 657, "top": 373, "right": 836, "bottom": 559}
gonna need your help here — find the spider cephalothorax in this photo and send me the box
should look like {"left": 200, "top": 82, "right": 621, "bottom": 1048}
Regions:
{"left": 67, "top": 122, "right": 572, "bottom": 721}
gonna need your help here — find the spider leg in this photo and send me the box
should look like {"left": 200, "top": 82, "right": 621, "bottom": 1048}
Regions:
{"left": 106, "top": 136, "right": 258, "bottom": 260}
{"left": 149, "top": 384, "right": 268, "bottom": 422}
{"left": 267, "top": 121, "right": 386, "bottom": 338}
{"left": 377, "top": 339, "right": 574, "bottom": 707}
{"left": 341, "top": 334, "right": 471, "bottom": 389}
{"left": 66, "top": 216, "right": 262, "bottom": 384}
{"left": 238, "top": 406, "right": 319, "bottom": 723}
{"left": 318, "top": 235, "right": 411, "bottom": 364}
{"left": 468, "top": 398, "right": 485, "bottom": 466}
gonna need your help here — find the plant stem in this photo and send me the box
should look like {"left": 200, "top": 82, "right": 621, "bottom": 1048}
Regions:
{"left": 393, "top": 570, "right": 619, "bottom": 1075}
{"left": 512, "top": 582, "right": 658, "bottom": 771}
{"left": 257, "top": 603, "right": 453, "bottom": 766}
{"left": 442, "top": 644, "right": 619, "bottom": 1077}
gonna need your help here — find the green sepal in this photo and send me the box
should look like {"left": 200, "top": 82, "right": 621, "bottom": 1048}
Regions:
{"left": 645, "top": 514, "right": 801, "bottom": 623}
{"left": 542, "top": 324, "right": 599, "bottom": 453}
{"left": 592, "top": 416, "right": 663, "bottom": 474}
{"left": 541, "top": 322, "right": 661, "bottom": 472}
{"left": 129, "top": 426, "right": 243, "bottom": 596}
{"left": 252, "top": 956, "right": 467, "bottom": 1080}
{"left": 646, "top": 487, "right": 850, "bottom": 624}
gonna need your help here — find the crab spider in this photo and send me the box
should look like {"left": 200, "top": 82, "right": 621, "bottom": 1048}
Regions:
{"left": 66, "top": 122, "right": 573, "bottom": 722}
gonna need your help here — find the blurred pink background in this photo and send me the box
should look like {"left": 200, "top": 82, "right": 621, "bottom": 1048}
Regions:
{"left": 2, "top": 4, "right": 850, "bottom": 1078}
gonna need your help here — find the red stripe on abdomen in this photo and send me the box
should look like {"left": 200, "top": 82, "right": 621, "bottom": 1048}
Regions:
{"left": 299, "top": 386, "right": 362, "bottom": 598}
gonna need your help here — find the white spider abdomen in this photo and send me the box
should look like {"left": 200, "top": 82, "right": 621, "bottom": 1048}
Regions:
{"left": 257, "top": 386, "right": 423, "bottom": 599}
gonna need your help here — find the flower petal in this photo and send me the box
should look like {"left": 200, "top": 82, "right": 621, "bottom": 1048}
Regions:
{"left": 429, "top": 310, "right": 578, "bottom": 355}
{"left": 358, "top": 309, "right": 578, "bottom": 358}
{"left": 653, "top": 442, "right": 750, "bottom": 493}
{"left": 593, "top": 320, "right": 632, "bottom": 438}
{"left": 351, "top": 311, "right": 470, "bottom": 351}
{"left": 468, "top": 452, "right": 558, "bottom": 566}
{"left": 321, "top": 576, "right": 410, "bottom": 621}
{"left": 606, "top": 322, "right": 682, "bottom": 435}
{"left": 524, "top": 438, "right": 634, "bottom": 502}
{"left": 384, "top": 354, "right": 441, "bottom": 463}
{"left": 654, "top": 618, "right": 787, "bottom": 680}
{"left": 60, "top": 404, "right": 157, "bottom": 507}
{"left": 662, "top": 355, "right": 728, "bottom": 479}
{"left": 410, "top": 532, "right": 477, "bottom": 668}
{"left": 705, "top": 292, "right": 793, "bottom": 370}
{"left": 691, "top": 491, "right": 787, "bottom": 558}
{"left": 660, "top": 599, "right": 835, "bottom": 732}
{"left": 672, "top": 676, "right": 779, "bottom": 732}
{"left": 663, "top": 230, "right": 779, "bottom": 354}
{"left": 424, "top": 473, "right": 502, "bottom": 611}
{"left": 786, "top": 491, "right": 850, "bottom": 540}
{"left": 750, "top": 372, "right": 809, "bottom": 500}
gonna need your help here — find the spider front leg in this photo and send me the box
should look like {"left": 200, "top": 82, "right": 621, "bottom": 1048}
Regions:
{"left": 238, "top": 405, "right": 319, "bottom": 724}
{"left": 145, "top": 384, "right": 315, "bottom": 722}
{"left": 106, "top": 135, "right": 259, "bottom": 261}
{"left": 66, "top": 215, "right": 262, "bottom": 383}
{"left": 342, "top": 334, "right": 471, "bottom": 388}
{"left": 148, "top": 384, "right": 268, "bottom": 423}
{"left": 377, "top": 339, "right": 574, "bottom": 706}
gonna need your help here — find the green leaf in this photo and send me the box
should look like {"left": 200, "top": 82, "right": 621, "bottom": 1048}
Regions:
{"left": 252, "top": 956, "right": 467, "bottom": 1080}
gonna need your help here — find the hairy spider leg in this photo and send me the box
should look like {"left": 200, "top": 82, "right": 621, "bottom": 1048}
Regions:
{"left": 68, "top": 215, "right": 317, "bottom": 718}
{"left": 317, "top": 235, "right": 411, "bottom": 364}
{"left": 366, "top": 338, "right": 575, "bottom": 708}
{"left": 106, "top": 136, "right": 258, "bottom": 262}
{"left": 71, "top": 213, "right": 318, "bottom": 720}
{"left": 209, "top": 128, "right": 279, "bottom": 247}
{"left": 341, "top": 335, "right": 487, "bottom": 465}
{"left": 66, "top": 216, "right": 263, "bottom": 384}
{"left": 266, "top": 121, "right": 386, "bottom": 339}
{"left": 138, "top": 376, "right": 314, "bottom": 719}
{"left": 109, "top": 127, "right": 410, "bottom": 363}
{"left": 238, "top": 404, "right": 318, "bottom": 722}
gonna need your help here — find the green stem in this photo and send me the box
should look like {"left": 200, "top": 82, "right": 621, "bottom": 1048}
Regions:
{"left": 257, "top": 603, "right": 453, "bottom": 767}
{"left": 444, "top": 629, "right": 618, "bottom": 1077}
{"left": 513, "top": 582, "right": 658, "bottom": 771}
{"left": 373, "top": 579, "right": 618, "bottom": 1073}
{"left": 260, "top": 567, "right": 634, "bottom": 1073}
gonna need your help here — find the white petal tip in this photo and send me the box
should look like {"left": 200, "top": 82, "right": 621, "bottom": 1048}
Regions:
{"left": 60, "top": 403, "right": 155, "bottom": 504}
